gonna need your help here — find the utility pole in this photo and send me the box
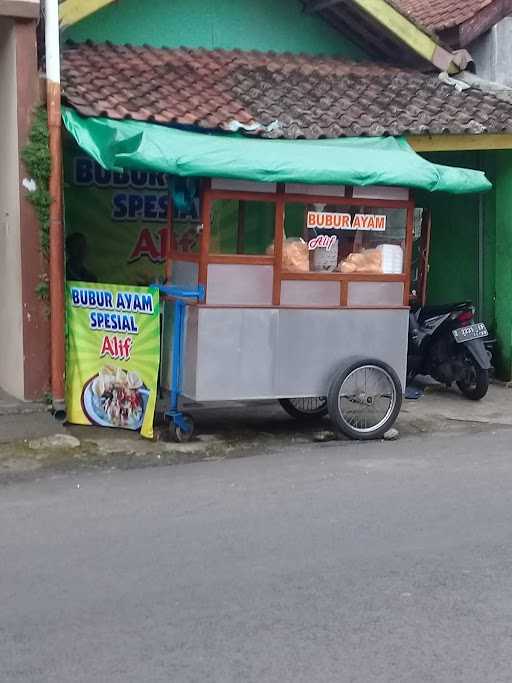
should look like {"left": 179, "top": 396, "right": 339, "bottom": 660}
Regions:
{"left": 45, "top": 0, "right": 66, "bottom": 416}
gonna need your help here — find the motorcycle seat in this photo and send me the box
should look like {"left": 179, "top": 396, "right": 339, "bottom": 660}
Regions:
{"left": 415, "top": 302, "right": 472, "bottom": 322}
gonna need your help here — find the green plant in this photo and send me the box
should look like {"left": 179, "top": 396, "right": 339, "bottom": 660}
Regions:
{"left": 41, "top": 391, "right": 53, "bottom": 405}
{"left": 21, "top": 107, "right": 52, "bottom": 293}
{"left": 35, "top": 278, "right": 49, "bottom": 302}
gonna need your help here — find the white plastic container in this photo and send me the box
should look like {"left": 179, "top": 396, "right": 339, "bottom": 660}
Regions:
{"left": 378, "top": 244, "right": 403, "bottom": 274}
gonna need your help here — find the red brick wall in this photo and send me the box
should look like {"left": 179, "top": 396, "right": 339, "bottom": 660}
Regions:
{"left": 16, "top": 18, "right": 50, "bottom": 400}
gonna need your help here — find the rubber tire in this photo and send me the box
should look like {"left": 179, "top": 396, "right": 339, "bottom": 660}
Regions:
{"left": 168, "top": 413, "right": 195, "bottom": 442}
{"left": 279, "top": 398, "right": 328, "bottom": 421}
{"left": 327, "top": 359, "right": 402, "bottom": 441}
{"left": 456, "top": 356, "right": 489, "bottom": 401}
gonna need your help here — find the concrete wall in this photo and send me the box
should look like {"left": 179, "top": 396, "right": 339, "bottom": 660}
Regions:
{"left": 0, "top": 16, "right": 24, "bottom": 397}
{"left": 471, "top": 17, "right": 512, "bottom": 87}
{"left": 65, "top": 0, "right": 366, "bottom": 58}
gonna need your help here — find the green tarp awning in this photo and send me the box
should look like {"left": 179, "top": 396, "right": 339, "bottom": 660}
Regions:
{"left": 62, "top": 108, "right": 491, "bottom": 194}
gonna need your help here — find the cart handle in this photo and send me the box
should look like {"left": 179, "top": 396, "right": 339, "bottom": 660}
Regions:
{"left": 155, "top": 284, "right": 205, "bottom": 302}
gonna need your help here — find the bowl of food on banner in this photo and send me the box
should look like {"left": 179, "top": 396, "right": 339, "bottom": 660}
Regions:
{"left": 81, "top": 366, "right": 150, "bottom": 430}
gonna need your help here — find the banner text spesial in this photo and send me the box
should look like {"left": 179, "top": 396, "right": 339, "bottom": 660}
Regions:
{"left": 71, "top": 286, "right": 156, "bottom": 336}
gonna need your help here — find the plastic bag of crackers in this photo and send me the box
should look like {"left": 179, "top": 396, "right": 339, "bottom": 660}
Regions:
{"left": 337, "top": 248, "right": 382, "bottom": 274}
{"left": 266, "top": 237, "right": 309, "bottom": 272}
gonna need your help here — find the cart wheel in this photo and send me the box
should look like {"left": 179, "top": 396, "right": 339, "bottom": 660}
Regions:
{"left": 327, "top": 359, "right": 402, "bottom": 440}
{"left": 279, "top": 397, "right": 328, "bottom": 421}
{"left": 168, "top": 413, "right": 195, "bottom": 443}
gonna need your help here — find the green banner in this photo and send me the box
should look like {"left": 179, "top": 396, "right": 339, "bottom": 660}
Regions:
{"left": 63, "top": 134, "right": 200, "bottom": 286}
{"left": 66, "top": 281, "right": 160, "bottom": 439}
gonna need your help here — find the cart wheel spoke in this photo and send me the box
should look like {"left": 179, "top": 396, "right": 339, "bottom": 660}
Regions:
{"left": 279, "top": 397, "right": 328, "bottom": 421}
{"left": 328, "top": 360, "right": 402, "bottom": 440}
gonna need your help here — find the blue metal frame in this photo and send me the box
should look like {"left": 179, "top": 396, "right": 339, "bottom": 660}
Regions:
{"left": 157, "top": 284, "right": 205, "bottom": 432}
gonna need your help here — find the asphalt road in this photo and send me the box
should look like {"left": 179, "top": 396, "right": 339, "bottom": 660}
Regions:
{"left": 2, "top": 430, "right": 512, "bottom": 682}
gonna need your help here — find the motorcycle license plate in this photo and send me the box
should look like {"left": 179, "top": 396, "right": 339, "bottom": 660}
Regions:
{"left": 452, "top": 323, "right": 488, "bottom": 343}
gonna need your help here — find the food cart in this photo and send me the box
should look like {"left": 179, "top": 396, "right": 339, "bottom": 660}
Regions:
{"left": 161, "top": 180, "right": 415, "bottom": 441}
{"left": 62, "top": 110, "right": 492, "bottom": 442}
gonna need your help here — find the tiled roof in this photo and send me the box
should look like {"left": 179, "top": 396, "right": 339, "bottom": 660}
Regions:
{"left": 61, "top": 41, "right": 512, "bottom": 139}
{"left": 390, "top": 0, "right": 494, "bottom": 32}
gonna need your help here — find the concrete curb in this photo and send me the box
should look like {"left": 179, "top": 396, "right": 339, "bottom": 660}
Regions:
{"left": 1, "top": 384, "right": 512, "bottom": 483}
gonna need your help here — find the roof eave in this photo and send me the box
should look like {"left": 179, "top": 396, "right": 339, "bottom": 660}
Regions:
{"left": 59, "top": 0, "right": 115, "bottom": 28}
{"left": 437, "top": 0, "right": 512, "bottom": 49}
{"left": 304, "top": 0, "right": 474, "bottom": 73}
{"left": 408, "top": 133, "right": 512, "bottom": 151}
{"left": 0, "top": 0, "right": 39, "bottom": 20}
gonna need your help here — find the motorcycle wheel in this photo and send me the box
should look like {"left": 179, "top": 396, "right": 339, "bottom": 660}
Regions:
{"left": 456, "top": 354, "right": 489, "bottom": 400}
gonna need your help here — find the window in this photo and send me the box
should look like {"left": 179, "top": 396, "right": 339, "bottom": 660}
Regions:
{"left": 283, "top": 203, "right": 407, "bottom": 274}
{"left": 210, "top": 199, "right": 275, "bottom": 255}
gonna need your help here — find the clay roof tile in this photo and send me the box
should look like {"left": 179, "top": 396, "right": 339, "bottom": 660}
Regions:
{"left": 61, "top": 41, "right": 512, "bottom": 139}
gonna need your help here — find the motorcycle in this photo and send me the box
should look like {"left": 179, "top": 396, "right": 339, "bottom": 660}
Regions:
{"left": 407, "top": 301, "right": 492, "bottom": 400}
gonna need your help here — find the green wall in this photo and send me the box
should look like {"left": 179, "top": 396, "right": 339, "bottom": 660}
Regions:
{"left": 415, "top": 152, "right": 479, "bottom": 305}
{"left": 415, "top": 150, "right": 512, "bottom": 378}
{"left": 416, "top": 151, "right": 496, "bottom": 327}
{"left": 494, "top": 150, "right": 512, "bottom": 377}
{"left": 64, "top": 0, "right": 365, "bottom": 57}
{"left": 481, "top": 151, "right": 497, "bottom": 332}
{"left": 426, "top": 183, "right": 479, "bottom": 306}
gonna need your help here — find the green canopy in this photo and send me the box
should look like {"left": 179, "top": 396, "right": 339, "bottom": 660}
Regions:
{"left": 62, "top": 108, "right": 491, "bottom": 194}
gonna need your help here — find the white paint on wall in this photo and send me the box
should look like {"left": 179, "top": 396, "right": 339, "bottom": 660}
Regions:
{"left": 472, "top": 17, "right": 512, "bottom": 88}
{"left": 22, "top": 177, "right": 36, "bottom": 192}
{"left": 0, "top": 17, "right": 25, "bottom": 398}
